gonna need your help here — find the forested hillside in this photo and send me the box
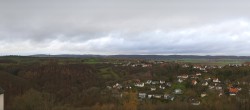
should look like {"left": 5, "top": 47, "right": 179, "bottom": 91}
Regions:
{"left": 0, "top": 56, "right": 250, "bottom": 110}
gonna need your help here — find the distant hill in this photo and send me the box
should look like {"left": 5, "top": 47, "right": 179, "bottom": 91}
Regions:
{"left": 29, "top": 54, "right": 250, "bottom": 60}
{"left": 30, "top": 54, "right": 104, "bottom": 58}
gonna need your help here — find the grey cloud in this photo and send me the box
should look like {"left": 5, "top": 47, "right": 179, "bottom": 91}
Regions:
{"left": 1, "top": 0, "right": 250, "bottom": 55}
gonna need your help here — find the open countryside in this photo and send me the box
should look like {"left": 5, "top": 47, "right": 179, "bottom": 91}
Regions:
{"left": 0, "top": 56, "right": 250, "bottom": 110}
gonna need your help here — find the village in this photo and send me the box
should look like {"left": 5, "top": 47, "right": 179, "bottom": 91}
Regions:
{"left": 106, "top": 62, "right": 250, "bottom": 106}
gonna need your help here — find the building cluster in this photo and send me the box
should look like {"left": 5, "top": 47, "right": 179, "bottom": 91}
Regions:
{"left": 105, "top": 63, "right": 250, "bottom": 105}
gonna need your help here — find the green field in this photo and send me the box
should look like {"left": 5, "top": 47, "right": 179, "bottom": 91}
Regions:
{"left": 165, "top": 58, "right": 250, "bottom": 66}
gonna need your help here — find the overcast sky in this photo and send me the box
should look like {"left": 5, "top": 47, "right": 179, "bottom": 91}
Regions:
{"left": 1, "top": 0, "right": 250, "bottom": 55}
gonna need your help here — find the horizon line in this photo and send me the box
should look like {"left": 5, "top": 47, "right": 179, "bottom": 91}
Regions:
{"left": 1, "top": 54, "right": 250, "bottom": 57}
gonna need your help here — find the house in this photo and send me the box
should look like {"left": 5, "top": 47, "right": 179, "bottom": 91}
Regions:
{"left": 215, "top": 86, "right": 223, "bottom": 91}
{"left": 153, "top": 94, "right": 162, "bottom": 99}
{"left": 191, "top": 100, "right": 200, "bottom": 105}
{"left": 142, "top": 64, "right": 152, "bottom": 68}
{"left": 193, "top": 65, "right": 201, "bottom": 69}
{"left": 201, "top": 93, "right": 207, "bottom": 97}
{"left": 174, "top": 89, "right": 183, "bottom": 94}
{"left": 237, "top": 87, "right": 242, "bottom": 91}
{"left": 135, "top": 82, "right": 144, "bottom": 87}
{"left": 113, "top": 83, "right": 122, "bottom": 89}
{"left": 151, "top": 87, "right": 156, "bottom": 91}
{"left": 164, "top": 94, "right": 175, "bottom": 101}
{"left": 151, "top": 81, "right": 159, "bottom": 85}
{"left": 242, "top": 81, "right": 248, "bottom": 85}
{"left": 209, "top": 85, "right": 215, "bottom": 89}
{"left": 125, "top": 86, "right": 132, "bottom": 89}
{"left": 213, "top": 78, "right": 221, "bottom": 83}
{"left": 106, "top": 86, "right": 112, "bottom": 89}
{"left": 160, "top": 80, "right": 165, "bottom": 84}
{"left": 178, "top": 79, "right": 183, "bottom": 83}
{"left": 131, "top": 64, "right": 137, "bottom": 67}
{"left": 188, "top": 97, "right": 200, "bottom": 105}
{"left": 146, "top": 80, "right": 152, "bottom": 84}
{"left": 159, "top": 85, "right": 165, "bottom": 89}
{"left": 177, "top": 74, "right": 189, "bottom": 79}
{"left": 165, "top": 82, "right": 172, "bottom": 87}
{"left": 192, "top": 80, "right": 197, "bottom": 85}
{"left": 219, "top": 92, "right": 223, "bottom": 97}
{"left": 202, "top": 82, "right": 208, "bottom": 86}
{"left": 199, "top": 68, "right": 206, "bottom": 71}
{"left": 148, "top": 94, "right": 153, "bottom": 99}
{"left": 192, "top": 101, "right": 201, "bottom": 105}
{"left": 205, "top": 77, "right": 211, "bottom": 81}
{"left": 229, "top": 87, "right": 239, "bottom": 96}
{"left": 190, "top": 75, "right": 198, "bottom": 79}
{"left": 196, "top": 73, "right": 202, "bottom": 76}
{"left": 182, "top": 64, "right": 189, "bottom": 68}
{"left": 138, "top": 93, "right": 147, "bottom": 98}
{"left": 0, "top": 87, "right": 4, "bottom": 110}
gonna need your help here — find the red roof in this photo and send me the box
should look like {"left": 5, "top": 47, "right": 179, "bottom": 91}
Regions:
{"left": 229, "top": 87, "right": 238, "bottom": 93}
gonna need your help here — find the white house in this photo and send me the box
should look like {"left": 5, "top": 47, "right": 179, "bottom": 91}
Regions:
{"left": 201, "top": 93, "right": 207, "bottom": 97}
{"left": 213, "top": 78, "right": 221, "bottom": 83}
{"left": 148, "top": 94, "right": 153, "bottom": 99}
{"left": 146, "top": 80, "right": 152, "bottom": 84}
{"left": 135, "top": 82, "right": 144, "bottom": 87}
{"left": 160, "top": 80, "right": 165, "bottom": 84}
{"left": 151, "top": 81, "right": 159, "bottom": 85}
{"left": 177, "top": 75, "right": 189, "bottom": 79}
{"left": 199, "top": 68, "right": 206, "bottom": 71}
{"left": 164, "top": 94, "right": 175, "bottom": 101}
{"left": 205, "top": 77, "right": 211, "bottom": 81}
{"left": 189, "top": 98, "right": 201, "bottom": 105}
{"left": 113, "top": 83, "right": 123, "bottom": 89}
{"left": 192, "top": 80, "right": 197, "bottom": 85}
{"left": 153, "top": 94, "right": 162, "bottom": 99}
{"left": 182, "top": 64, "right": 189, "bottom": 68}
{"left": 196, "top": 73, "right": 202, "bottom": 76}
{"left": 159, "top": 85, "right": 165, "bottom": 89}
{"left": 174, "top": 89, "right": 183, "bottom": 94}
{"left": 219, "top": 92, "right": 223, "bottom": 97}
{"left": 178, "top": 79, "right": 183, "bottom": 83}
{"left": 209, "top": 85, "right": 215, "bottom": 89}
{"left": 138, "top": 93, "right": 147, "bottom": 98}
{"left": 215, "top": 86, "right": 223, "bottom": 90}
{"left": 191, "top": 101, "right": 200, "bottom": 106}
{"left": 165, "top": 82, "right": 172, "bottom": 87}
{"left": 151, "top": 87, "right": 156, "bottom": 91}
{"left": 0, "top": 87, "right": 4, "bottom": 110}
{"left": 202, "top": 82, "right": 208, "bottom": 86}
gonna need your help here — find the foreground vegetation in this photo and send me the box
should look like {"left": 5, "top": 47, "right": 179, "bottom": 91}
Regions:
{"left": 0, "top": 56, "right": 250, "bottom": 110}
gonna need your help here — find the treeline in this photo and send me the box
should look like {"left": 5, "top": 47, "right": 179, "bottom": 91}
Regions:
{"left": 0, "top": 61, "right": 108, "bottom": 109}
